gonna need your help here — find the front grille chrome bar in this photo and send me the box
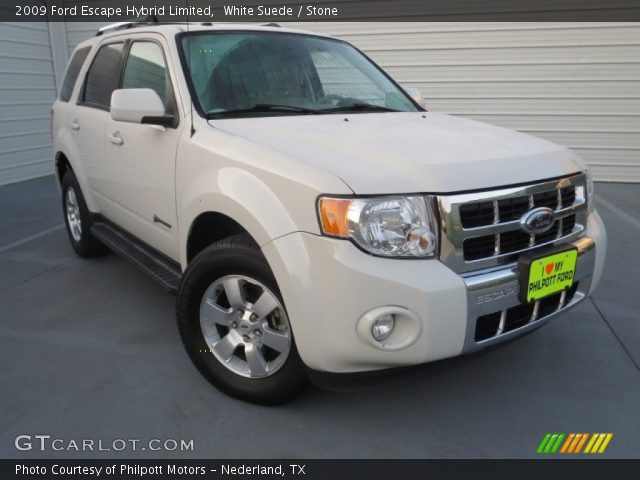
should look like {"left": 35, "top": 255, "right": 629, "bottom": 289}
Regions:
{"left": 460, "top": 199, "right": 585, "bottom": 237}
{"left": 436, "top": 173, "right": 588, "bottom": 274}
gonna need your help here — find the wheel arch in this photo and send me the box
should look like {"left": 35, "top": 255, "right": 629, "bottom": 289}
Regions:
{"left": 180, "top": 195, "right": 289, "bottom": 271}
{"left": 179, "top": 168, "right": 306, "bottom": 268}
{"left": 53, "top": 146, "right": 98, "bottom": 212}
{"left": 186, "top": 211, "right": 259, "bottom": 264}
{"left": 55, "top": 151, "right": 72, "bottom": 186}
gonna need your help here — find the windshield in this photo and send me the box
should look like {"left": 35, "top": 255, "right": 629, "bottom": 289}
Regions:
{"left": 179, "top": 32, "right": 420, "bottom": 118}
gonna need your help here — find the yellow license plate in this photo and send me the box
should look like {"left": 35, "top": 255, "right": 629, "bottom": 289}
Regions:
{"left": 524, "top": 249, "right": 578, "bottom": 303}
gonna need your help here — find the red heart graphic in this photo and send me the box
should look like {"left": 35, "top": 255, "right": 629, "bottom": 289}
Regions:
{"left": 545, "top": 263, "right": 554, "bottom": 275}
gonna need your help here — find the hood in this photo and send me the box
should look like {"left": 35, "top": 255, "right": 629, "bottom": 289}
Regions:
{"left": 208, "top": 112, "right": 583, "bottom": 194}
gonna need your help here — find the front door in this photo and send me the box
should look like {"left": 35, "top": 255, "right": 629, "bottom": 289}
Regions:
{"left": 103, "top": 37, "right": 183, "bottom": 259}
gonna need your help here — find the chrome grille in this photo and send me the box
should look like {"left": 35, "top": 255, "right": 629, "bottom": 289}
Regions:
{"left": 437, "top": 174, "right": 588, "bottom": 274}
{"left": 475, "top": 283, "right": 579, "bottom": 342}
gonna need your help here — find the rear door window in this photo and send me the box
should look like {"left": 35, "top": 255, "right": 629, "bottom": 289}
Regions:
{"left": 60, "top": 47, "right": 90, "bottom": 102}
{"left": 82, "top": 42, "right": 125, "bottom": 109}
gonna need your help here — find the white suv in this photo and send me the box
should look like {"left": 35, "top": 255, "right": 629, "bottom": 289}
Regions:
{"left": 52, "top": 21, "right": 607, "bottom": 404}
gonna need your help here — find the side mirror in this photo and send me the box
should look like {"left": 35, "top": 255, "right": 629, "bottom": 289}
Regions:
{"left": 110, "top": 88, "right": 174, "bottom": 126}
{"left": 403, "top": 86, "right": 426, "bottom": 108}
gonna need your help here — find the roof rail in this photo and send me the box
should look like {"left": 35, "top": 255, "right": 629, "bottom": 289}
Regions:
{"left": 96, "top": 19, "right": 278, "bottom": 37}
{"left": 96, "top": 15, "right": 159, "bottom": 36}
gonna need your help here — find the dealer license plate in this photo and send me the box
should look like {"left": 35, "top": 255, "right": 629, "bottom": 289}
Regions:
{"left": 521, "top": 248, "right": 578, "bottom": 303}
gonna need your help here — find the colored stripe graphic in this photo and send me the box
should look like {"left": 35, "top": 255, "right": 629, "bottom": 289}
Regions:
{"left": 585, "top": 433, "right": 614, "bottom": 454}
{"left": 574, "top": 433, "right": 589, "bottom": 453}
{"left": 537, "top": 434, "right": 552, "bottom": 454}
{"left": 537, "top": 433, "right": 565, "bottom": 454}
{"left": 550, "top": 433, "right": 565, "bottom": 453}
{"left": 544, "top": 434, "right": 559, "bottom": 453}
{"left": 598, "top": 434, "right": 613, "bottom": 453}
{"left": 539, "top": 433, "right": 613, "bottom": 454}
{"left": 568, "top": 433, "right": 582, "bottom": 453}
{"left": 584, "top": 434, "right": 598, "bottom": 453}
{"left": 560, "top": 433, "right": 575, "bottom": 453}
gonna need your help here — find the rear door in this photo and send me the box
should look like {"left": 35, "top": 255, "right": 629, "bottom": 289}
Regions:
{"left": 73, "top": 41, "right": 126, "bottom": 204}
{"left": 52, "top": 45, "right": 91, "bottom": 184}
{"left": 103, "top": 35, "right": 182, "bottom": 259}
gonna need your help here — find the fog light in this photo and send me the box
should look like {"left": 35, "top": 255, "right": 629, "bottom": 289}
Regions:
{"left": 371, "top": 314, "right": 395, "bottom": 341}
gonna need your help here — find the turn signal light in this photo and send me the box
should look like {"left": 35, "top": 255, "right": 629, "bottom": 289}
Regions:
{"left": 318, "top": 198, "right": 351, "bottom": 238}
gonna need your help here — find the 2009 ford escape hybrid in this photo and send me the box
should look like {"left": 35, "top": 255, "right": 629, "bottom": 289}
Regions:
{"left": 52, "top": 21, "right": 607, "bottom": 404}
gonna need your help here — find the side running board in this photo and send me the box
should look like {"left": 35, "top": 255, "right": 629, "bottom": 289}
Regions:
{"left": 91, "top": 221, "right": 182, "bottom": 293}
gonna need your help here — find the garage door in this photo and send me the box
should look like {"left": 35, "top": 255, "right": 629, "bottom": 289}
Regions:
{"left": 0, "top": 22, "right": 58, "bottom": 185}
{"left": 292, "top": 22, "right": 640, "bottom": 182}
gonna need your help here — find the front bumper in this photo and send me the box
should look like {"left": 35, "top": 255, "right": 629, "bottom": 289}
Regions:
{"left": 262, "top": 210, "right": 606, "bottom": 373}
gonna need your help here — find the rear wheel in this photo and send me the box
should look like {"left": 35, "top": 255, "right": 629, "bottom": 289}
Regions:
{"left": 177, "top": 234, "right": 308, "bottom": 405}
{"left": 61, "top": 171, "right": 107, "bottom": 257}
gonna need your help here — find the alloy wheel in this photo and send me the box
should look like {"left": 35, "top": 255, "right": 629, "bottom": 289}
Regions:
{"left": 65, "top": 187, "right": 82, "bottom": 242}
{"left": 199, "top": 275, "right": 292, "bottom": 378}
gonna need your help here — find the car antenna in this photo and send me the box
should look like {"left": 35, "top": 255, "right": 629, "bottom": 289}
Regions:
{"left": 186, "top": 0, "right": 195, "bottom": 137}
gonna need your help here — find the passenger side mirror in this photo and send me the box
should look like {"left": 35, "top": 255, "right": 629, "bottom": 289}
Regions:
{"left": 110, "top": 88, "right": 174, "bottom": 127}
{"left": 403, "top": 86, "right": 426, "bottom": 108}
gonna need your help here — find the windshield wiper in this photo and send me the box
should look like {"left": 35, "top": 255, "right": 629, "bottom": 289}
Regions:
{"left": 323, "top": 103, "right": 399, "bottom": 113}
{"left": 207, "top": 104, "right": 322, "bottom": 118}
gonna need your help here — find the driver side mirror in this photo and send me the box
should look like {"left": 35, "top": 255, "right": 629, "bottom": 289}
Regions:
{"left": 110, "top": 88, "right": 175, "bottom": 127}
{"left": 403, "top": 86, "right": 426, "bottom": 108}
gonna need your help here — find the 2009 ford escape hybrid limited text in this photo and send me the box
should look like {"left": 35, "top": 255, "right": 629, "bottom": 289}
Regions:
{"left": 52, "top": 21, "right": 607, "bottom": 404}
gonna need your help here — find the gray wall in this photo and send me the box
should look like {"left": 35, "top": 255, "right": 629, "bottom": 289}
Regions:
{"left": 0, "top": 23, "right": 58, "bottom": 185}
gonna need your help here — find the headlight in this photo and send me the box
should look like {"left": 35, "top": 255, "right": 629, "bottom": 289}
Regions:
{"left": 318, "top": 196, "right": 437, "bottom": 257}
{"left": 585, "top": 169, "right": 595, "bottom": 213}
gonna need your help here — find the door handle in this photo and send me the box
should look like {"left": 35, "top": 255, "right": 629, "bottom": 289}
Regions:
{"left": 108, "top": 131, "right": 123, "bottom": 146}
{"left": 70, "top": 120, "right": 80, "bottom": 131}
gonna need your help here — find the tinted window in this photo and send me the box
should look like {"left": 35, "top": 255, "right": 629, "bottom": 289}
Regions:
{"left": 122, "top": 42, "right": 175, "bottom": 114}
{"left": 60, "top": 47, "right": 90, "bottom": 102}
{"left": 180, "top": 33, "right": 417, "bottom": 116}
{"left": 83, "top": 43, "right": 124, "bottom": 109}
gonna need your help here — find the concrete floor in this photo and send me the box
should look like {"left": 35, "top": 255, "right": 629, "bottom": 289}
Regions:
{"left": 0, "top": 176, "right": 638, "bottom": 459}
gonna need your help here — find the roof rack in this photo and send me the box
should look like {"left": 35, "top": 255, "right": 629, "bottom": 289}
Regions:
{"left": 96, "top": 15, "right": 160, "bottom": 36}
{"left": 96, "top": 19, "right": 280, "bottom": 36}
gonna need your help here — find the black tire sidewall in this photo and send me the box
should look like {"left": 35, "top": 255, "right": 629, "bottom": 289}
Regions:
{"left": 177, "top": 242, "right": 307, "bottom": 405}
{"left": 61, "top": 173, "right": 94, "bottom": 256}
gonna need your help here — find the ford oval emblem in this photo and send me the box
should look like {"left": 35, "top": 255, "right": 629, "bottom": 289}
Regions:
{"left": 520, "top": 207, "right": 555, "bottom": 235}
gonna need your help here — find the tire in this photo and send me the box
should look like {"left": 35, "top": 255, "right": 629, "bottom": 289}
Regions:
{"left": 177, "top": 234, "right": 308, "bottom": 405}
{"left": 61, "top": 171, "right": 107, "bottom": 258}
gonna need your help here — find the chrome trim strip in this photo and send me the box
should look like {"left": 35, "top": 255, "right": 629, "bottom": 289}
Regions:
{"left": 531, "top": 300, "right": 540, "bottom": 322}
{"left": 496, "top": 310, "right": 506, "bottom": 335}
{"left": 559, "top": 290, "right": 567, "bottom": 309}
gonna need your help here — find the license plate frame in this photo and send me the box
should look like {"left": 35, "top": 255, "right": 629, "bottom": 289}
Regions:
{"left": 518, "top": 244, "right": 578, "bottom": 304}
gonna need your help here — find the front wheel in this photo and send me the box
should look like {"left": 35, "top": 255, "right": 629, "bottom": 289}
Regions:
{"left": 177, "top": 234, "right": 308, "bottom": 405}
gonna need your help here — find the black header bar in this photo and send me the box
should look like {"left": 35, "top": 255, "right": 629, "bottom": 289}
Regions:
{"left": 4, "top": 0, "right": 640, "bottom": 22}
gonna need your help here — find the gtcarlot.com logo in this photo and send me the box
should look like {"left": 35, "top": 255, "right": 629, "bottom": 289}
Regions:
{"left": 537, "top": 433, "right": 613, "bottom": 454}
{"left": 14, "top": 435, "right": 194, "bottom": 452}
